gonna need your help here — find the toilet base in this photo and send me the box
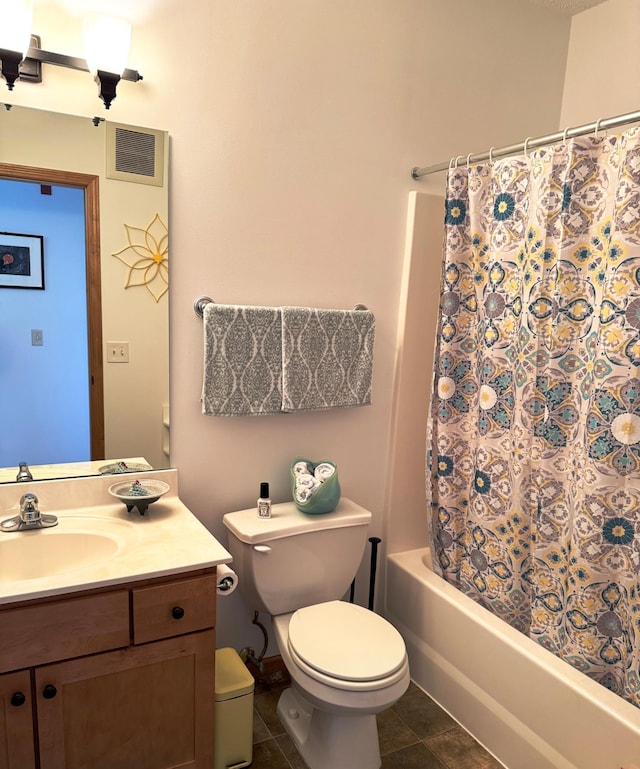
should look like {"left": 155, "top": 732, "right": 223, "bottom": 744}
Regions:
{"left": 277, "top": 686, "right": 381, "bottom": 769}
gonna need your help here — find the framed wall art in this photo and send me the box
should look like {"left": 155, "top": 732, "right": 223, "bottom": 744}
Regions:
{"left": 0, "top": 232, "right": 45, "bottom": 290}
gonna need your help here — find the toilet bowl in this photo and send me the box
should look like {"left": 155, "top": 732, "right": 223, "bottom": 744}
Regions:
{"left": 222, "top": 499, "right": 410, "bottom": 769}
{"left": 273, "top": 602, "right": 410, "bottom": 769}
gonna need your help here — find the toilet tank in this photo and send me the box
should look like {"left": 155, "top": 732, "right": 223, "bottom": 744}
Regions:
{"left": 223, "top": 498, "right": 372, "bottom": 616}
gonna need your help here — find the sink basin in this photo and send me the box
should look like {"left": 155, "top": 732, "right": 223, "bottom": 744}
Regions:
{"left": 0, "top": 515, "right": 139, "bottom": 582}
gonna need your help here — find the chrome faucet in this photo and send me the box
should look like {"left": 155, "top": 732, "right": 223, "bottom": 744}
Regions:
{"left": 19, "top": 493, "right": 41, "bottom": 524}
{"left": 0, "top": 493, "right": 58, "bottom": 532}
{"left": 16, "top": 462, "right": 33, "bottom": 482}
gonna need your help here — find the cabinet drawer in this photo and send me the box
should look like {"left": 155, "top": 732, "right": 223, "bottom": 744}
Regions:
{"left": 0, "top": 591, "right": 129, "bottom": 673}
{"left": 132, "top": 575, "right": 216, "bottom": 644}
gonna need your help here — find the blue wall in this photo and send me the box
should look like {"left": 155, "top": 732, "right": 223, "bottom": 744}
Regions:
{"left": 0, "top": 179, "right": 89, "bottom": 467}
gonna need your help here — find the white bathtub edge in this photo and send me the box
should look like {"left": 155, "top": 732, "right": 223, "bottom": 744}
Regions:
{"left": 385, "top": 548, "right": 640, "bottom": 769}
{"left": 397, "top": 617, "right": 575, "bottom": 769}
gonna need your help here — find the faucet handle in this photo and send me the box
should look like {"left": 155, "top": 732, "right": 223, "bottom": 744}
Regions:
{"left": 19, "top": 493, "right": 40, "bottom": 523}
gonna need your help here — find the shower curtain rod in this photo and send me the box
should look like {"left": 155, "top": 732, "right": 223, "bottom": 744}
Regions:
{"left": 410, "top": 108, "right": 640, "bottom": 180}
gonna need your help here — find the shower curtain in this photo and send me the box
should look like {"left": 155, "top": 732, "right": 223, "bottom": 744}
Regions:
{"left": 427, "top": 126, "right": 640, "bottom": 707}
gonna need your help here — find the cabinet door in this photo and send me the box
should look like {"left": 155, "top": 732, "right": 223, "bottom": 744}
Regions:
{"left": 36, "top": 629, "right": 215, "bottom": 769}
{"left": 0, "top": 670, "right": 36, "bottom": 769}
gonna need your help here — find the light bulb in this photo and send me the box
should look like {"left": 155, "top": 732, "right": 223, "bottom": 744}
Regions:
{"left": 83, "top": 13, "right": 131, "bottom": 75}
{"left": 0, "top": 0, "right": 33, "bottom": 56}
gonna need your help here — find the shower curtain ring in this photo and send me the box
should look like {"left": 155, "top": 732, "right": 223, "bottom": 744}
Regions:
{"left": 489, "top": 147, "right": 495, "bottom": 163}
{"left": 594, "top": 118, "right": 603, "bottom": 137}
{"left": 454, "top": 155, "right": 463, "bottom": 168}
{"left": 523, "top": 137, "right": 532, "bottom": 158}
{"left": 448, "top": 156, "right": 456, "bottom": 171}
{"left": 466, "top": 153, "right": 473, "bottom": 169}
{"left": 562, "top": 126, "right": 570, "bottom": 146}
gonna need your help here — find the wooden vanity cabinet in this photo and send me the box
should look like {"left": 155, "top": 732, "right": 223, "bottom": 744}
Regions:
{"left": 0, "top": 571, "right": 217, "bottom": 769}
{"left": 0, "top": 669, "right": 36, "bottom": 769}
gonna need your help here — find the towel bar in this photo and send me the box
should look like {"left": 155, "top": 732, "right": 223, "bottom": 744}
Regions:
{"left": 194, "top": 295, "right": 215, "bottom": 317}
{"left": 194, "top": 295, "right": 368, "bottom": 317}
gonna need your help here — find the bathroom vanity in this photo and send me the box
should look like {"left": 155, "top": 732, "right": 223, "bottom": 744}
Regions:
{"left": 0, "top": 469, "right": 230, "bottom": 769}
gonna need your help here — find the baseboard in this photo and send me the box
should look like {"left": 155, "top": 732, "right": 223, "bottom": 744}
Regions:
{"left": 246, "top": 654, "right": 290, "bottom": 689}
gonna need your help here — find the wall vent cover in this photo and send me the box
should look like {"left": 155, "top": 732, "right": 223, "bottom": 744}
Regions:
{"left": 106, "top": 122, "right": 166, "bottom": 187}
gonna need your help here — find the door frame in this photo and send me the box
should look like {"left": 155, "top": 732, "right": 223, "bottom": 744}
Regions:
{"left": 0, "top": 163, "right": 104, "bottom": 459}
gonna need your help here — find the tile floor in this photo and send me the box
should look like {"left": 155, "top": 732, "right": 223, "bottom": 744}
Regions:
{"left": 251, "top": 679, "right": 504, "bottom": 769}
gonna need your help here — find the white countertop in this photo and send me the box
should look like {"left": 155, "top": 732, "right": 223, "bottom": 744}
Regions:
{"left": 0, "top": 457, "right": 152, "bottom": 484}
{"left": 0, "top": 468, "right": 231, "bottom": 606}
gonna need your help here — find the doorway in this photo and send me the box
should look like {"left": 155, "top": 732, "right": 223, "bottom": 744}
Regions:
{"left": 0, "top": 164, "right": 104, "bottom": 463}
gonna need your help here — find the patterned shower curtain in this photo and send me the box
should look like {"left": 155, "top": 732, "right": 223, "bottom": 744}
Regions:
{"left": 426, "top": 126, "right": 640, "bottom": 707}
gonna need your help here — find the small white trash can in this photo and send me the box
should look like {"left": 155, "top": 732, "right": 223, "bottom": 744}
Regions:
{"left": 215, "top": 647, "right": 255, "bottom": 769}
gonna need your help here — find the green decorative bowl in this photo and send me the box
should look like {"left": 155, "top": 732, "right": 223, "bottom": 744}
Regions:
{"left": 108, "top": 479, "right": 170, "bottom": 516}
{"left": 290, "top": 457, "right": 341, "bottom": 515}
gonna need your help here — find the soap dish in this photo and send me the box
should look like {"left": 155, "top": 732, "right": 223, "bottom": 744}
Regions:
{"left": 100, "top": 461, "right": 152, "bottom": 475}
{"left": 108, "top": 479, "right": 170, "bottom": 516}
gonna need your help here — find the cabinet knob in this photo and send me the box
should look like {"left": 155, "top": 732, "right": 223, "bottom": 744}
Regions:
{"left": 171, "top": 606, "right": 185, "bottom": 620}
{"left": 42, "top": 684, "right": 58, "bottom": 700}
{"left": 10, "top": 691, "right": 26, "bottom": 707}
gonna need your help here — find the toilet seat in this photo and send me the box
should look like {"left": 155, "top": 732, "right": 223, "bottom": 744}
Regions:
{"left": 287, "top": 601, "right": 407, "bottom": 692}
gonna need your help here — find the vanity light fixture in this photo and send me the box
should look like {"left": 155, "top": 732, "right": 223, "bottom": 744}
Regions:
{"left": 82, "top": 13, "right": 135, "bottom": 109}
{"left": 0, "top": 6, "right": 142, "bottom": 109}
{"left": 0, "top": 0, "right": 33, "bottom": 90}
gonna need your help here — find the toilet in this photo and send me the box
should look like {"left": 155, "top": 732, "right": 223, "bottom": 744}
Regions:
{"left": 223, "top": 497, "right": 409, "bottom": 769}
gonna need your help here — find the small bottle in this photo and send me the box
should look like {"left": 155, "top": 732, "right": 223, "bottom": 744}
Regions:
{"left": 257, "top": 482, "right": 272, "bottom": 519}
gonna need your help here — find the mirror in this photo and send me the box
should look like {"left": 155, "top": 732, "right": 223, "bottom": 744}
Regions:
{"left": 0, "top": 105, "right": 169, "bottom": 483}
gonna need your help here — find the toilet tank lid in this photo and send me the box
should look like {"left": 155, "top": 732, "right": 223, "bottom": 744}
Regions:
{"left": 222, "top": 497, "right": 371, "bottom": 544}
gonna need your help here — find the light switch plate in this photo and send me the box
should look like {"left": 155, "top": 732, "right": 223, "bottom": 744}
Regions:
{"left": 107, "top": 342, "right": 129, "bottom": 363}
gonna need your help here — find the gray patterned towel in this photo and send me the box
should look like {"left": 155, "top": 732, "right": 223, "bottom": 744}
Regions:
{"left": 202, "top": 304, "right": 283, "bottom": 416}
{"left": 281, "top": 307, "right": 375, "bottom": 412}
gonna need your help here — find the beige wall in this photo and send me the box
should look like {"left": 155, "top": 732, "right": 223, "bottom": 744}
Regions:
{"left": 560, "top": 0, "right": 640, "bottom": 127}
{"left": 7, "top": 0, "right": 572, "bottom": 650}
{"left": 384, "top": 192, "right": 443, "bottom": 555}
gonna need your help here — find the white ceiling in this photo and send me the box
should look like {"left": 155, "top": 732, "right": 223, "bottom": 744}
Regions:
{"left": 520, "top": 0, "right": 609, "bottom": 15}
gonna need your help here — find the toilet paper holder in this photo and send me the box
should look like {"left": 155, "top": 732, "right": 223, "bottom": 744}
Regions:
{"left": 216, "top": 563, "right": 239, "bottom": 595}
{"left": 217, "top": 575, "right": 235, "bottom": 592}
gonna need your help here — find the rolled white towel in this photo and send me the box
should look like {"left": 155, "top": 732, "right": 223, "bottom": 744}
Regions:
{"left": 293, "top": 461, "right": 313, "bottom": 476}
{"left": 295, "top": 485, "right": 317, "bottom": 503}
{"left": 296, "top": 473, "right": 319, "bottom": 490}
{"left": 295, "top": 473, "right": 320, "bottom": 505}
{"left": 314, "top": 462, "right": 335, "bottom": 483}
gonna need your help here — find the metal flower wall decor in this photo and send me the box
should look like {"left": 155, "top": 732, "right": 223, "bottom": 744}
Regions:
{"left": 112, "top": 213, "right": 168, "bottom": 302}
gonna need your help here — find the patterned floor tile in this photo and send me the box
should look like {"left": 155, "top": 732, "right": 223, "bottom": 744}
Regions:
{"left": 250, "top": 738, "right": 292, "bottom": 769}
{"left": 275, "top": 734, "right": 309, "bottom": 769}
{"left": 425, "top": 725, "right": 504, "bottom": 769}
{"left": 377, "top": 707, "right": 420, "bottom": 755}
{"left": 253, "top": 708, "right": 272, "bottom": 744}
{"left": 391, "top": 682, "right": 458, "bottom": 739}
{"left": 381, "top": 741, "right": 449, "bottom": 769}
{"left": 254, "top": 687, "right": 287, "bottom": 738}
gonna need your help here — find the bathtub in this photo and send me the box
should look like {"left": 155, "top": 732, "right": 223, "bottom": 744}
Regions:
{"left": 386, "top": 548, "right": 640, "bottom": 769}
